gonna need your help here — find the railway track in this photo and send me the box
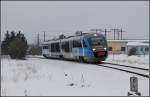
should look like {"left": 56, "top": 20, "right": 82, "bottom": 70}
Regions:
{"left": 102, "top": 62, "right": 149, "bottom": 71}
{"left": 97, "top": 62, "right": 149, "bottom": 78}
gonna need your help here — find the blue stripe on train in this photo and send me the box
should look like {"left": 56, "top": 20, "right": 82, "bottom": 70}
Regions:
{"left": 79, "top": 48, "right": 94, "bottom": 57}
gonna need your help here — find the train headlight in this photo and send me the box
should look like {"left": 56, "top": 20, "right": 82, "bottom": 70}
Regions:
{"left": 104, "top": 47, "right": 107, "bottom": 50}
{"left": 93, "top": 33, "right": 97, "bottom": 36}
{"left": 92, "top": 48, "right": 96, "bottom": 51}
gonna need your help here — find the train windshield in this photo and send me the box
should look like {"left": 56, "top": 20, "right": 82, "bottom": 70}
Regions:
{"left": 90, "top": 37, "right": 106, "bottom": 46}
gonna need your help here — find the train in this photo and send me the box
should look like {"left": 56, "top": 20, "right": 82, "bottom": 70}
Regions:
{"left": 42, "top": 32, "right": 108, "bottom": 63}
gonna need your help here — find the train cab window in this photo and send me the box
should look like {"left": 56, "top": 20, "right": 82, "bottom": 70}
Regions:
{"left": 91, "top": 37, "right": 106, "bottom": 46}
{"left": 43, "top": 46, "right": 48, "bottom": 49}
{"left": 73, "top": 40, "right": 82, "bottom": 48}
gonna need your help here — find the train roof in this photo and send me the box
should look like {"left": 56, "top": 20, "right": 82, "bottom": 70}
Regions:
{"left": 42, "top": 32, "right": 105, "bottom": 45}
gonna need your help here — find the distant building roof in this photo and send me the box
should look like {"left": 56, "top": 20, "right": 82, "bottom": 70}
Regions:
{"left": 127, "top": 42, "right": 149, "bottom": 46}
{"left": 107, "top": 39, "right": 149, "bottom": 43}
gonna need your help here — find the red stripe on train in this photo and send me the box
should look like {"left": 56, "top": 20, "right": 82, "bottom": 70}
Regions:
{"left": 97, "top": 51, "right": 106, "bottom": 56}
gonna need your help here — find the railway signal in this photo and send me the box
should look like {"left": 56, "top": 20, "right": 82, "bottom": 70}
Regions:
{"left": 128, "top": 76, "right": 141, "bottom": 96}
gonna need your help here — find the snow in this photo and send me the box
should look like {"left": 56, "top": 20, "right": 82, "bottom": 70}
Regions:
{"left": 105, "top": 54, "right": 149, "bottom": 69}
{"left": 1, "top": 55, "right": 149, "bottom": 96}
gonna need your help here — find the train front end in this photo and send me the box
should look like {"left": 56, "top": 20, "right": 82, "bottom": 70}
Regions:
{"left": 83, "top": 33, "right": 108, "bottom": 63}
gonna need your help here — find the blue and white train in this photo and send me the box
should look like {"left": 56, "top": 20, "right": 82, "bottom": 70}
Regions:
{"left": 42, "top": 32, "right": 108, "bottom": 63}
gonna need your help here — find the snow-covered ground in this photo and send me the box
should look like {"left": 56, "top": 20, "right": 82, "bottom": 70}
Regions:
{"left": 106, "top": 54, "right": 149, "bottom": 69}
{"left": 1, "top": 54, "right": 149, "bottom": 96}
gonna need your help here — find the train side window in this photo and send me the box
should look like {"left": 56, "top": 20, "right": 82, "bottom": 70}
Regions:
{"left": 64, "top": 42, "right": 70, "bottom": 52}
{"left": 50, "top": 44, "right": 52, "bottom": 52}
{"left": 78, "top": 40, "right": 82, "bottom": 47}
{"left": 140, "top": 48, "right": 143, "bottom": 51}
{"left": 51, "top": 43, "right": 60, "bottom": 52}
{"left": 145, "top": 47, "right": 149, "bottom": 52}
{"left": 61, "top": 43, "right": 64, "bottom": 50}
{"left": 73, "top": 40, "right": 82, "bottom": 48}
{"left": 61, "top": 42, "right": 69, "bottom": 52}
{"left": 70, "top": 41, "right": 73, "bottom": 52}
{"left": 55, "top": 43, "right": 60, "bottom": 52}
{"left": 51, "top": 43, "right": 55, "bottom": 52}
{"left": 82, "top": 40, "right": 87, "bottom": 47}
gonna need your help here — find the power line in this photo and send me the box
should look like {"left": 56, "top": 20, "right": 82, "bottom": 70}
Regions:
{"left": 37, "top": 33, "right": 39, "bottom": 47}
{"left": 90, "top": 29, "right": 101, "bottom": 33}
{"left": 115, "top": 29, "right": 126, "bottom": 40}
{"left": 111, "top": 29, "right": 119, "bottom": 40}
{"left": 99, "top": 29, "right": 111, "bottom": 38}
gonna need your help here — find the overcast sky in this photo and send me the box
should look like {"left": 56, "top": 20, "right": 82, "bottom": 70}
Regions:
{"left": 1, "top": 1, "right": 149, "bottom": 44}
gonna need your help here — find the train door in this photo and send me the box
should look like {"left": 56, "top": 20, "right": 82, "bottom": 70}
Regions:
{"left": 69, "top": 40, "right": 74, "bottom": 59}
{"left": 72, "top": 39, "right": 82, "bottom": 60}
{"left": 61, "top": 41, "right": 69, "bottom": 59}
{"left": 42, "top": 44, "right": 49, "bottom": 57}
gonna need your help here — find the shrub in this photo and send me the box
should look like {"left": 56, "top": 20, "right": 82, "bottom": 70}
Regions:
{"left": 128, "top": 47, "right": 137, "bottom": 56}
{"left": 1, "top": 31, "right": 28, "bottom": 59}
{"left": 8, "top": 38, "right": 27, "bottom": 59}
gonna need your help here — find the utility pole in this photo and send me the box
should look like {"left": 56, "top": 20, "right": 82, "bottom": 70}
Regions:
{"left": 100, "top": 29, "right": 111, "bottom": 38}
{"left": 116, "top": 29, "right": 125, "bottom": 40}
{"left": 111, "top": 29, "right": 119, "bottom": 40}
{"left": 43, "top": 31, "right": 45, "bottom": 42}
{"left": 117, "top": 31, "right": 119, "bottom": 40}
{"left": 37, "top": 33, "right": 40, "bottom": 47}
{"left": 120, "top": 29, "right": 125, "bottom": 40}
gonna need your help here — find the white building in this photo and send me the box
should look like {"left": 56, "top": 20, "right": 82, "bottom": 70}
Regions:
{"left": 126, "top": 42, "right": 149, "bottom": 55}
{"left": 107, "top": 39, "right": 149, "bottom": 54}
